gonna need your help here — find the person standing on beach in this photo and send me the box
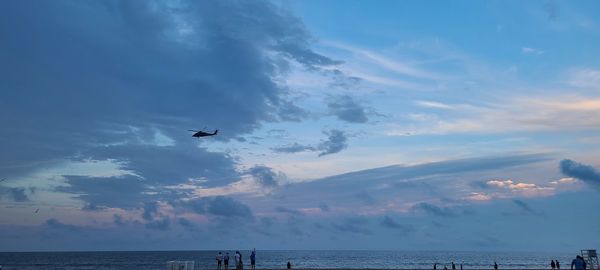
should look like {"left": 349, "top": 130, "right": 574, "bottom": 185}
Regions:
{"left": 494, "top": 261, "right": 498, "bottom": 270}
{"left": 460, "top": 262, "right": 463, "bottom": 270}
{"left": 235, "top": 251, "right": 243, "bottom": 270}
{"left": 452, "top": 262, "right": 456, "bottom": 270}
{"left": 571, "top": 255, "right": 586, "bottom": 270}
{"left": 250, "top": 249, "right": 256, "bottom": 270}
{"left": 287, "top": 261, "right": 292, "bottom": 269}
{"left": 216, "top": 252, "right": 223, "bottom": 270}
{"left": 552, "top": 260, "right": 556, "bottom": 269}
{"left": 433, "top": 263, "right": 437, "bottom": 270}
{"left": 557, "top": 260, "right": 560, "bottom": 269}
{"left": 224, "top": 252, "right": 230, "bottom": 270}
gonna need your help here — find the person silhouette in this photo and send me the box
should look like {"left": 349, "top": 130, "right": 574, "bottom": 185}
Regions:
{"left": 235, "top": 251, "right": 243, "bottom": 270}
{"left": 571, "top": 255, "right": 586, "bottom": 270}
{"left": 494, "top": 261, "right": 498, "bottom": 270}
{"left": 557, "top": 260, "right": 560, "bottom": 269}
{"left": 250, "top": 249, "right": 256, "bottom": 270}
{"left": 216, "top": 252, "right": 223, "bottom": 270}
{"left": 434, "top": 263, "right": 437, "bottom": 270}
{"left": 287, "top": 261, "right": 292, "bottom": 269}
{"left": 552, "top": 260, "right": 556, "bottom": 269}
{"left": 452, "top": 262, "right": 456, "bottom": 270}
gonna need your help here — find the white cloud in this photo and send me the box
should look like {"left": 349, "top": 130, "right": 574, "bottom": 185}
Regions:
{"left": 521, "top": 47, "right": 544, "bottom": 55}
{"left": 415, "top": 100, "right": 455, "bottom": 109}
{"left": 486, "top": 179, "right": 555, "bottom": 197}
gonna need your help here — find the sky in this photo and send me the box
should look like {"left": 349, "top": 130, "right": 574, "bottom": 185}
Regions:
{"left": 0, "top": 0, "right": 599, "bottom": 252}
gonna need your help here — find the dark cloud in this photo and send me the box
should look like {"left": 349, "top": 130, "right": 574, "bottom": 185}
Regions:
{"left": 185, "top": 196, "right": 254, "bottom": 220}
{"left": 248, "top": 165, "right": 282, "bottom": 187}
{"left": 355, "top": 191, "right": 377, "bottom": 205}
{"left": 277, "top": 100, "right": 310, "bottom": 122}
{"left": 327, "top": 95, "right": 368, "bottom": 123}
{"left": 208, "top": 196, "right": 253, "bottom": 219}
{"left": 318, "top": 129, "right": 348, "bottom": 156}
{"left": 145, "top": 218, "right": 170, "bottom": 231}
{"left": 9, "top": 188, "right": 28, "bottom": 202}
{"left": 83, "top": 144, "right": 239, "bottom": 187}
{"left": 328, "top": 70, "right": 362, "bottom": 89}
{"left": 0, "top": 0, "right": 338, "bottom": 180}
{"left": 512, "top": 199, "right": 535, "bottom": 214}
{"left": 142, "top": 202, "right": 159, "bottom": 221}
{"left": 82, "top": 203, "right": 103, "bottom": 212}
{"left": 61, "top": 145, "right": 240, "bottom": 210}
{"left": 178, "top": 218, "right": 197, "bottom": 231}
{"left": 260, "top": 217, "right": 275, "bottom": 227}
{"left": 275, "top": 206, "right": 304, "bottom": 216}
{"left": 59, "top": 175, "right": 149, "bottom": 209}
{"left": 271, "top": 143, "right": 315, "bottom": 153}
{"left": 331, "top": 217, "right": 371, "bottom": 235}
{"left": 45, "top": 218, "right": 81, "bottom": 231}
{"left": 113, "top": 214, "right": 126, "bottom": 227}
{"left": 271, "top": 130, "right": 349, "bottom": 156}
{"left": 560, "top": 159, "right": 600, "bottom": 191}
{"left": 0, "top": 187, "right": 29, "bottom": 202}
{"left": 380, "top": 216, "right": 413, "bottom": 232}
{"left": 318, "top": 203, "right": 330, "bottom": 212}
{"left": 469, "top": 180, "right": 491, "bottom": 189}
{"left": 411, "top": 203, "right": 456, "bottom": 218}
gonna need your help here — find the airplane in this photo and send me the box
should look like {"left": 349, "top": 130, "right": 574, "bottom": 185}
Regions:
{"left": 188, "top": 129, "right": 218, "bottom": 138}
{"left": 34, "top": 208, "right": 39, "bottom": 214}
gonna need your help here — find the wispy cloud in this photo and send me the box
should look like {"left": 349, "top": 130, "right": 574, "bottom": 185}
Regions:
{"left": 415, "top": 100, "right": 455, "bottom": 110}
{"left": 566, "top": 68, "right": 600, "bottom": 89}
{"left": 521, "top": 47, "right": 544, "bottom": 55}
{"left": 387, "top": 96, "right": 600, "bottom": 136}
{"left": 324, "top": 41, "right": 446, "bottom": 80}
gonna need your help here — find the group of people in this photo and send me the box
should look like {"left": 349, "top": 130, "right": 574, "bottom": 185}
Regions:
{"left": 433, "top": 262, "right": 464, "bottom": 270}
{"left": 432, "top": 261, "right": 497, "bottom": 270}
{"left": 213, "top": 253, "right": 587, "bottom": 270}
{"left": 215, "top": 249, "right": 257, "bottom": 270}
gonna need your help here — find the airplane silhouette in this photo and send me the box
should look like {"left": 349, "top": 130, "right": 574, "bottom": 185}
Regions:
{"left": 188, "top": 129, "right": 218, "bottom": 138}
{"left": 34, "top": 208, "right": 39, "bottom": 214}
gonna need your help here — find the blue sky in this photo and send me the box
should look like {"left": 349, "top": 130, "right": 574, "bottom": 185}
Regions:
{"left": 1, "top": 0, "right": 599, "bottom": 251}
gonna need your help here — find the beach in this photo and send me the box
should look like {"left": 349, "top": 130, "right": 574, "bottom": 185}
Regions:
{"left": 0, "top": 250, "right": 574, "bottom": 270}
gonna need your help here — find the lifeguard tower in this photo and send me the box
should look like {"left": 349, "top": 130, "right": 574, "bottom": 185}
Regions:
{"left": 582, "top": 250, "right": 599, "bottom": 270}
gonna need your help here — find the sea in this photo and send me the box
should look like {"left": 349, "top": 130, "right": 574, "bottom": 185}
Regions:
{"left": 0, "top": 250, "right": 575, "bottom": 270}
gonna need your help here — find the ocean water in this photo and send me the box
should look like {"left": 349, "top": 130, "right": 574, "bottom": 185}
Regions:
{"left": 0, "top": 250, "right": 574, "bottom": 270}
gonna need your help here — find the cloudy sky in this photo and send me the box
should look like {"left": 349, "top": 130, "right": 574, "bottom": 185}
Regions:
{"left": 1, "top": 0, "right": 600, "bottom": 252}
